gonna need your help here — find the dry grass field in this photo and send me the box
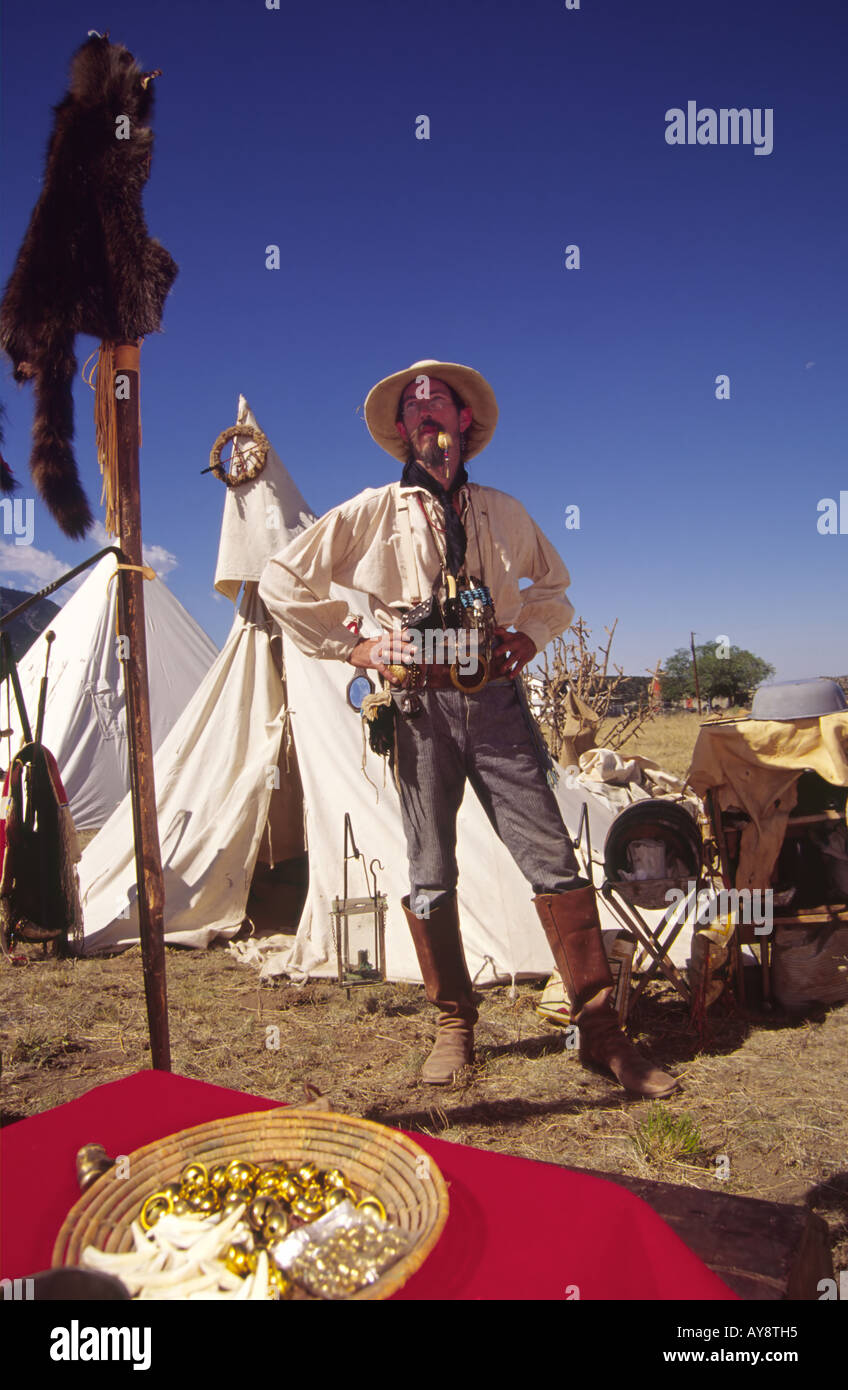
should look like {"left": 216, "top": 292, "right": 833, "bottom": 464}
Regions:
{"left": 596, "top": 707, "right": 750, "bottom": 781}
{"left": 2, "top": 704, "right": 846, "bottom": 1280}
{"left": 3, "top": 952, "right": 847, "bottom": 1279}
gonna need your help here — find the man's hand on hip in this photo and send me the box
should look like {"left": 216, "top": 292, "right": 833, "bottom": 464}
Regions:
{"left": 492, "top": 626, "right": 537, "bottom": 679}
{"left": 347, "top": 631, "right": 417, "bottom": 686}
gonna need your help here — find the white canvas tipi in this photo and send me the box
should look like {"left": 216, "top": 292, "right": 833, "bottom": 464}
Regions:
{"left": 1, "top": 555, "right": 217, "bottom": 829}
{"left": 78, "top": 398, "right": 665, "bottom": 978}
{"left": 79, "top": 398, "right": 313, "bottom": 951}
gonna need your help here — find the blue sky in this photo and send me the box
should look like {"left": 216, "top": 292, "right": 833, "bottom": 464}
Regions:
{"left": 1, "top": 0, "right": 846, "bottom": 681}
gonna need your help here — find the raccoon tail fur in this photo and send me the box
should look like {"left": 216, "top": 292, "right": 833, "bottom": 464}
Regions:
{"left": 29, "top": 343, "right": 94, "bottom": 539}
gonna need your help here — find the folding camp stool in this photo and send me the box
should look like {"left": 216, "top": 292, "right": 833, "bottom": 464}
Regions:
{"left": 600, "top": 880, "right": 699, "bottom": 1007}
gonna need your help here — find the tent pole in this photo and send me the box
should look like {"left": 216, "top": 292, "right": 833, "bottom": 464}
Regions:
{"left": 112, "top": 339, "right": 171, "bottom": 1071}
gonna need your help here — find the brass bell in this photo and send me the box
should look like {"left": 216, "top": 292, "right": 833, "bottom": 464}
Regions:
{"left": 208, "top": 1164, "right": 230, "bottom": 1191}
{"left": 224, "top": 1243, "right": 255, "bottom": 1278}
{"left": 267, "top": 1265, "right": 292, "bottom": 1299}
{"left": 195, "top": 1189, "right": 222, "bottom": 1216}
{"left": 179, "top": 1162, "right": 208, "bottom": 1191}
{"left": 356, "top": 1196, "right": 387, "bottom": 1222}
{"left": 254, "top": 1171, "right": 282, "bottom": 1196}
{"left": 263, "top": 1207, "right": 290, "bottom": 1243}
{"left": 226, "top": 1160, "right": 258, "bottom": 1191}
{"left": 221, "top": 1190, "right": 247, "bottom": 1217}
{"left": 139, "top": 1192, "right": 173, "bottom": 1231}
{"left": 323, "top": 1186, "right": 352, "bottom": 1211}
{"left": 247, "top": 1195, "right": 278, "bottom": 1231}
{"left": 292, "top": 1195, "right": 325, "bottom": 1222}
{"left": 278, "top": 1177, "right": 302, "bottom": 1204}
{"left": 323, "top": 1168, "right": 347, "bottom": 1190}
{"left": 296, "top": 1162, "right": 319, "bottom": 1184}
{"left": 75, "top": 1144, "right": 114, "bottom": 1193}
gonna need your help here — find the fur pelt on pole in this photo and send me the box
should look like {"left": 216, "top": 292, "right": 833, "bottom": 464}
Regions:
{"left": 0, "top": 33, "right": 178, "bottom": 538}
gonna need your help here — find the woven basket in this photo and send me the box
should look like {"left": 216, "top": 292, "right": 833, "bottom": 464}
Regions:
{"left": 52, "top": 1109, "right": 449, "bottom": 1301}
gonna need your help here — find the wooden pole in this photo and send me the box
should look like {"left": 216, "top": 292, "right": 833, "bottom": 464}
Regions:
{"left": 690, "top": 631, "right": 703, "bottom": 717}
{"left": 112, "top": 340, "right": 171, "bottom": 1071}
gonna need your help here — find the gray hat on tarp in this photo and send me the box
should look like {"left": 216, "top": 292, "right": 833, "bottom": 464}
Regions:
{"left": 749, "top": 679, "right": 848, "bottom": 721}
{"left": 363, "top": 359, "right": 498, "bottom": 463}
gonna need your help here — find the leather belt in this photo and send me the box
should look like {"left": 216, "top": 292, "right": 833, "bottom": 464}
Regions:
{"left": 420, "top": 663, "right": 466, "bottom": 690}
{"left": 417, "top": 662, "right": 510, "bottom": 691}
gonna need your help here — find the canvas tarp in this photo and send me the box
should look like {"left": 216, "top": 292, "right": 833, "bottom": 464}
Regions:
{"left": 687, "top": 712, "right": 848, "bottom": 889}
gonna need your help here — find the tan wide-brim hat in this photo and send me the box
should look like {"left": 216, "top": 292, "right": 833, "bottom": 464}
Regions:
{"left": 363, "top": 359, "right": 498, "bottom": 463}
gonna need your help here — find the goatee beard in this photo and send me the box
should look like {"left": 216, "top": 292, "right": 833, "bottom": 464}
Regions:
{"left": 416, "top": 434, "right": 443, "bottom": 470}
{"left": 409, "top": 427, "right": 462, "bottom": 479}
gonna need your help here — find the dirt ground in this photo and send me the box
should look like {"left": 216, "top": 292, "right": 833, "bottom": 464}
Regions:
{"left": 2, "top": 941, "right": 847, "bottom": 1277}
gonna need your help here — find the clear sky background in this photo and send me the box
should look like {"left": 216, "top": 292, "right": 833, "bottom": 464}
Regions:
{"left": 1, "top": 0, "right": 845, "bottom": 681}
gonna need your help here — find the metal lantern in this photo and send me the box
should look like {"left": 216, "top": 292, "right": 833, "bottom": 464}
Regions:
{"left": 331, "top": 815, "right": 386, "bottom": 984}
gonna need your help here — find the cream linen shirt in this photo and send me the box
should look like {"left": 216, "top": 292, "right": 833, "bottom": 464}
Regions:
{"left": 258, "top": 480, "right": 575, "bottom": 661}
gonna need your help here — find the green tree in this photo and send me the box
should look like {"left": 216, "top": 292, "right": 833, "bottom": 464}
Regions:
{"left": 660, "top": 643, "right": 775, "bottom": 706}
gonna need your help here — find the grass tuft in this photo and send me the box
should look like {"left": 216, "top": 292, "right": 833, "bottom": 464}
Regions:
{"left": 633, "top": 1104, "right": 705, "bottom": 1164}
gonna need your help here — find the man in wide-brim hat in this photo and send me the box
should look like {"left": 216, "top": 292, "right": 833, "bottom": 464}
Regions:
{"left": 259, "top": 360, "right": 677, "bottom": 1097}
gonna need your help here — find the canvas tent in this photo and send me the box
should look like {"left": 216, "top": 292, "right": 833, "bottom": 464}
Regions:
{"left": 79, "top": 398, "right": 692, "bottom": 980}
{"left": 1, "top": 555, "right": 217, "bottom": 830}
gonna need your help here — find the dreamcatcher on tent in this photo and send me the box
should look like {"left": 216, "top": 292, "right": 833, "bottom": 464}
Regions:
{"left": 205, "top": 423, "right": 269, "bottom": 487}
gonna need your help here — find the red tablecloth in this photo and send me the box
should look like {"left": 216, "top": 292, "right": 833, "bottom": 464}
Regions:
{"left": 0, "top": 1071, "right": 736, "bottom": 1301}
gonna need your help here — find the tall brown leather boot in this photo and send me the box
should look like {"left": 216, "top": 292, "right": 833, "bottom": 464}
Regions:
{"left": 402, "top": 894, "right": 478, "bottom": 1084}
{"left": 534, "top": 884, "right": 679, "bottom": 1099}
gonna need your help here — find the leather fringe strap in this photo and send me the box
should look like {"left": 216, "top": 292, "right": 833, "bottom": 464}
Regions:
{"left": 105, "top": 562, "right": 156, "bottom": 643}
{"left": 359, "top": 687, "right": 399, "bottom": 798}
{"left": 84, "top": 340, "right": 143, "bottom": 537}
{"left": 106, "top": 563, "right": 156, "bottom": 586}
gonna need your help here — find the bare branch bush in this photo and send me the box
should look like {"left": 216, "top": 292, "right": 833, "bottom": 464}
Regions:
{"left": 524, "top": 617, "right": 660, "bottom": 761}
